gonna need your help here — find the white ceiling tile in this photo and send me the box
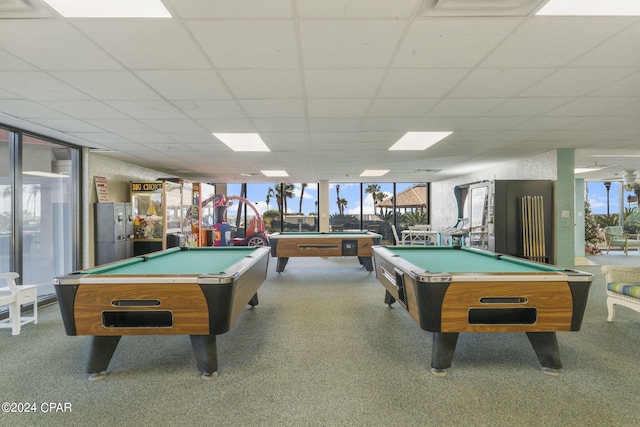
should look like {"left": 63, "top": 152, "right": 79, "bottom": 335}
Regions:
{"left": 0, "top": 100, "right": 69, "bottom": 119}
{"left": 73, "top": 21, "right": 210, "bottom": 69}
{"left": 521, "top": 68, "right": 637, "bottom": 97}
{"left": 239, "top": 99, "right": 306, "bottom": 118}
{"left": 308, "top": 132, "right": 358, "bottom": 143}
{"left": 379, "top": 69, "right": 469, "bottom": 98}
{"left": 0, "top": 71, "right": 90, "bottom": 100}
{"left": 360, "top": 117, "right": 421, "bottom": 132}
{"left": 139, "top": 142, "right": 196, "bottom": 154}
{"left": 167, "top": 0, "right": 292, "bottom": 18}
{"left": 39, "top": 100, "right": 128, "bottom": 120}
{"left": 85, "top": 119, "right": 154, "bottom": 133}
{"left": 0, "top": 49, "right": 36, "bottom": 71}
{"left": 196, "top": 118, "right": 257, "bottom": 133}
{"left": 188, "top": 21, "right": 299, "bottom": 69}
{"left": 139, "top": 119, "right": 205, "bottom": 133}
{"left": 457, "top": 116, "right": 529, "bottom": 131}
{"left": 105, "top": 101, "right": 188, "bottom": 120}
{"left": 513, "top": 116, "right": 584, "bottom": 131}
{"left": 561, "top": 116, "right": 640, "bottom": 131}
{"left": 394, "top": 19, "right": 518, "bottom": 68}
{"left": 219, "top": 69, "right": 304, "bottom": 99}
{"left": 428, "top": 98, "right": 507, "bottom": 117}
{"left": 28, "top": 118, "right": 104, "bottom": 133}
{"left": 260, "top": 133, "right": 310, "bottom": 150}
{"left": 606, "top": 100, "right": 640, "bottom": 117}
{"left": 297, "top": 0, "right": 419, "bottom": 18}
{"left": 117, "top": 133, "right": 174, "bottom": 144}
{"left": 368, "top": 99, "right": 437, "bottom": 117}
{"left": 253, "top": 118, "right": 309, "bottom": 132}
{"left": 588, "top": 71, "right": 640, "bottom": 97}
{"left": 305, "top": 69, "right": 385, "bottom": 98}
{"left": 450, "top": 68, "right": 554, "bottom": 98}
{"left": 53, "top": 71, "right": 160, "bottom": 100}
{"left": 307, "top": 99, "right": 371, "bottom": 118}
{"left": 172, "top": 100, "right": 247, "bottom": 119}
{"left": 571, "top": 22, "right": 640, "bottom": 68}
{"left": 308, "top": 118, "right": 362, "bottom": 132}
{"left": 164, "top": 132, "right": 216, "bottom": 144}
{"left": 483, "top": 18, "right": 630, "bottom": 67}
{"left": 484, "top": 97, "right": 573, "bottom": 117}
{"left": 545, "top": 97, "right": 637, "bottom": 117}
{"left": 355, "top": 131, "right": 404, "bottom": 142}
{"left": 0, "top": 20, "right": 122, "bottom": 71}
{"left": 300, "top": 21, "right": 406, "bottom": 68}
{"left": 69, "top": 132, "right": 131, "bottom": 145}
{"left": 135, "top": 70, "right": 232, "bottom": 100}
{"left": 0, "top": 88, "right": 22, "bottom": 100}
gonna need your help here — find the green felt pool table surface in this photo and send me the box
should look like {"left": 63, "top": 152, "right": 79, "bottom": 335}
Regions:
{"left": 84, "top": 246, "right": 261, "bottom": 276}
{"left": 382, "top": 246, "right": 566, "bottom": 274}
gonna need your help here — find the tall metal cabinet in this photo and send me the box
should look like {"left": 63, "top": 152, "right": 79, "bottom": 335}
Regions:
{"left": 95, "top": 202, "right": 133, "bottom": 265}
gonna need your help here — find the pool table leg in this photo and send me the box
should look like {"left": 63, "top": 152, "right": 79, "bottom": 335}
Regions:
{"left": 249, "top": 292, "right": 259, "bottom": 307}
{"left": 190, "top": 335, "right": 218, "bottom": 379}
{"left": 86, "top": 336, "right": 121, "bottom": 380}
{"left": 358, "top": 256, "right": 374, "bottom": 272}
{"left": 526, "top": 332, "right": 562, "bottom": 375}
{"left": 430, "top": 332, "right": 459, "bottom": 376}
{"left": 384, "top": 290, "right": 396, "bottom": 306}
{"left": 276, "top": 257, "right": 289, "bottom": 272}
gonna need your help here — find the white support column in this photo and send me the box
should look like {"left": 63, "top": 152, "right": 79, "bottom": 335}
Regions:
{"left": 319, "top": 180, "right": 330, "bottom": 232}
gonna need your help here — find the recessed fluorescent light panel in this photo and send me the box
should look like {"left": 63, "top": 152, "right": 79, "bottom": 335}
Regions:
{"left": 24, "top": 171, "right": 69, "bottom": 178}
{"left": 213, "top": 133, "right": 270, "bottom": 152}
{"left": 360, "top": 170, "right": 389, "bottom": 177}
{"left": 574, "top": 167, "right": 604, "bottom": 174}
{"left": 537, "top": 0, "right": 640, "bottom": 16}
{"left": 261, "top": 170, "right": 289, "bottom": 177}
{"left": 43, "top": 0, "right": 172, "bottom": 18}
{"left": 389, "top": 132, "right": 453, "bottom": 151}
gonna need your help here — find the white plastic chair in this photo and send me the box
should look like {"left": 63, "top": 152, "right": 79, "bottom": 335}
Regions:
{"left": 390, "top": 224, "right": 403, "bottom": 245}
{"left": 0, "top": 272, "right": 38, "bottom": 335}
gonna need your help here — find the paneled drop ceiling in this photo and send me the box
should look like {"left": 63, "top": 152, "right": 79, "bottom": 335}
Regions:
{"left": 0, "top": 0, "right": 639, "bottom": 183}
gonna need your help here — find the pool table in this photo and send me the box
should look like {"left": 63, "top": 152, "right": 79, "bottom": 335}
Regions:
{"left": 54, "top": 246, "right": 270, "bottom": 380}
{"left": 372, "top": 245, "right": 593, "bottom": 375}
{"left": 269, "top": 231, "right": 382, "bottom": 272}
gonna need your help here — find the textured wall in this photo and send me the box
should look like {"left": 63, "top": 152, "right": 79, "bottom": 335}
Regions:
{"left": 430, "top": 151, "right": 557, "bottom": 230}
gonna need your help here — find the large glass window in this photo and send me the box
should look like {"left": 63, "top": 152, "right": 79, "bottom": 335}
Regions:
{"left": 370, "top": 183, "right": 429, "bottom": 244}
{"left": 21, "top": 135, "right": 76, "bottom": 294}
{"left": 283, "top": 183, "right": 318, "bottom": 232}
{"left": 227, "top": 183, "right": 319, "bottom": 237}
{"left": 0, "top": 129, "right": 10, "bottom": 273}
{"left": 587, "top": 180, "right": 640, "bottom": 234}
{"left": 330, "top": 183, "right": 360, "bottom": 231}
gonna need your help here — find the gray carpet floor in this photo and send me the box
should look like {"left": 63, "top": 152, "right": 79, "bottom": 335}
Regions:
{"left": 1, "top": 251, "right": 639, "bottom": 426}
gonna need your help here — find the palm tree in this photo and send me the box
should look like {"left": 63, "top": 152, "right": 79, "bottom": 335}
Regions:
{"left": 274, "top": 183, "right": 295, "bottom": 214}
{"left": 365, "top": 184, "right": 381, "bottom": 215}
{"left": 402, "top": 211, "right": 427, "bottom": 227}
{"left": 335, "top": 184, "right": 341, "bottom": 215}
{"left": 265, "top": 187, "right": 274, "bottom": 210}
{"left": 338, "top": 198, "right": 348, "bottom": 216}
{"left": 298, "top": 183, "right": 307, "bottom": 214}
